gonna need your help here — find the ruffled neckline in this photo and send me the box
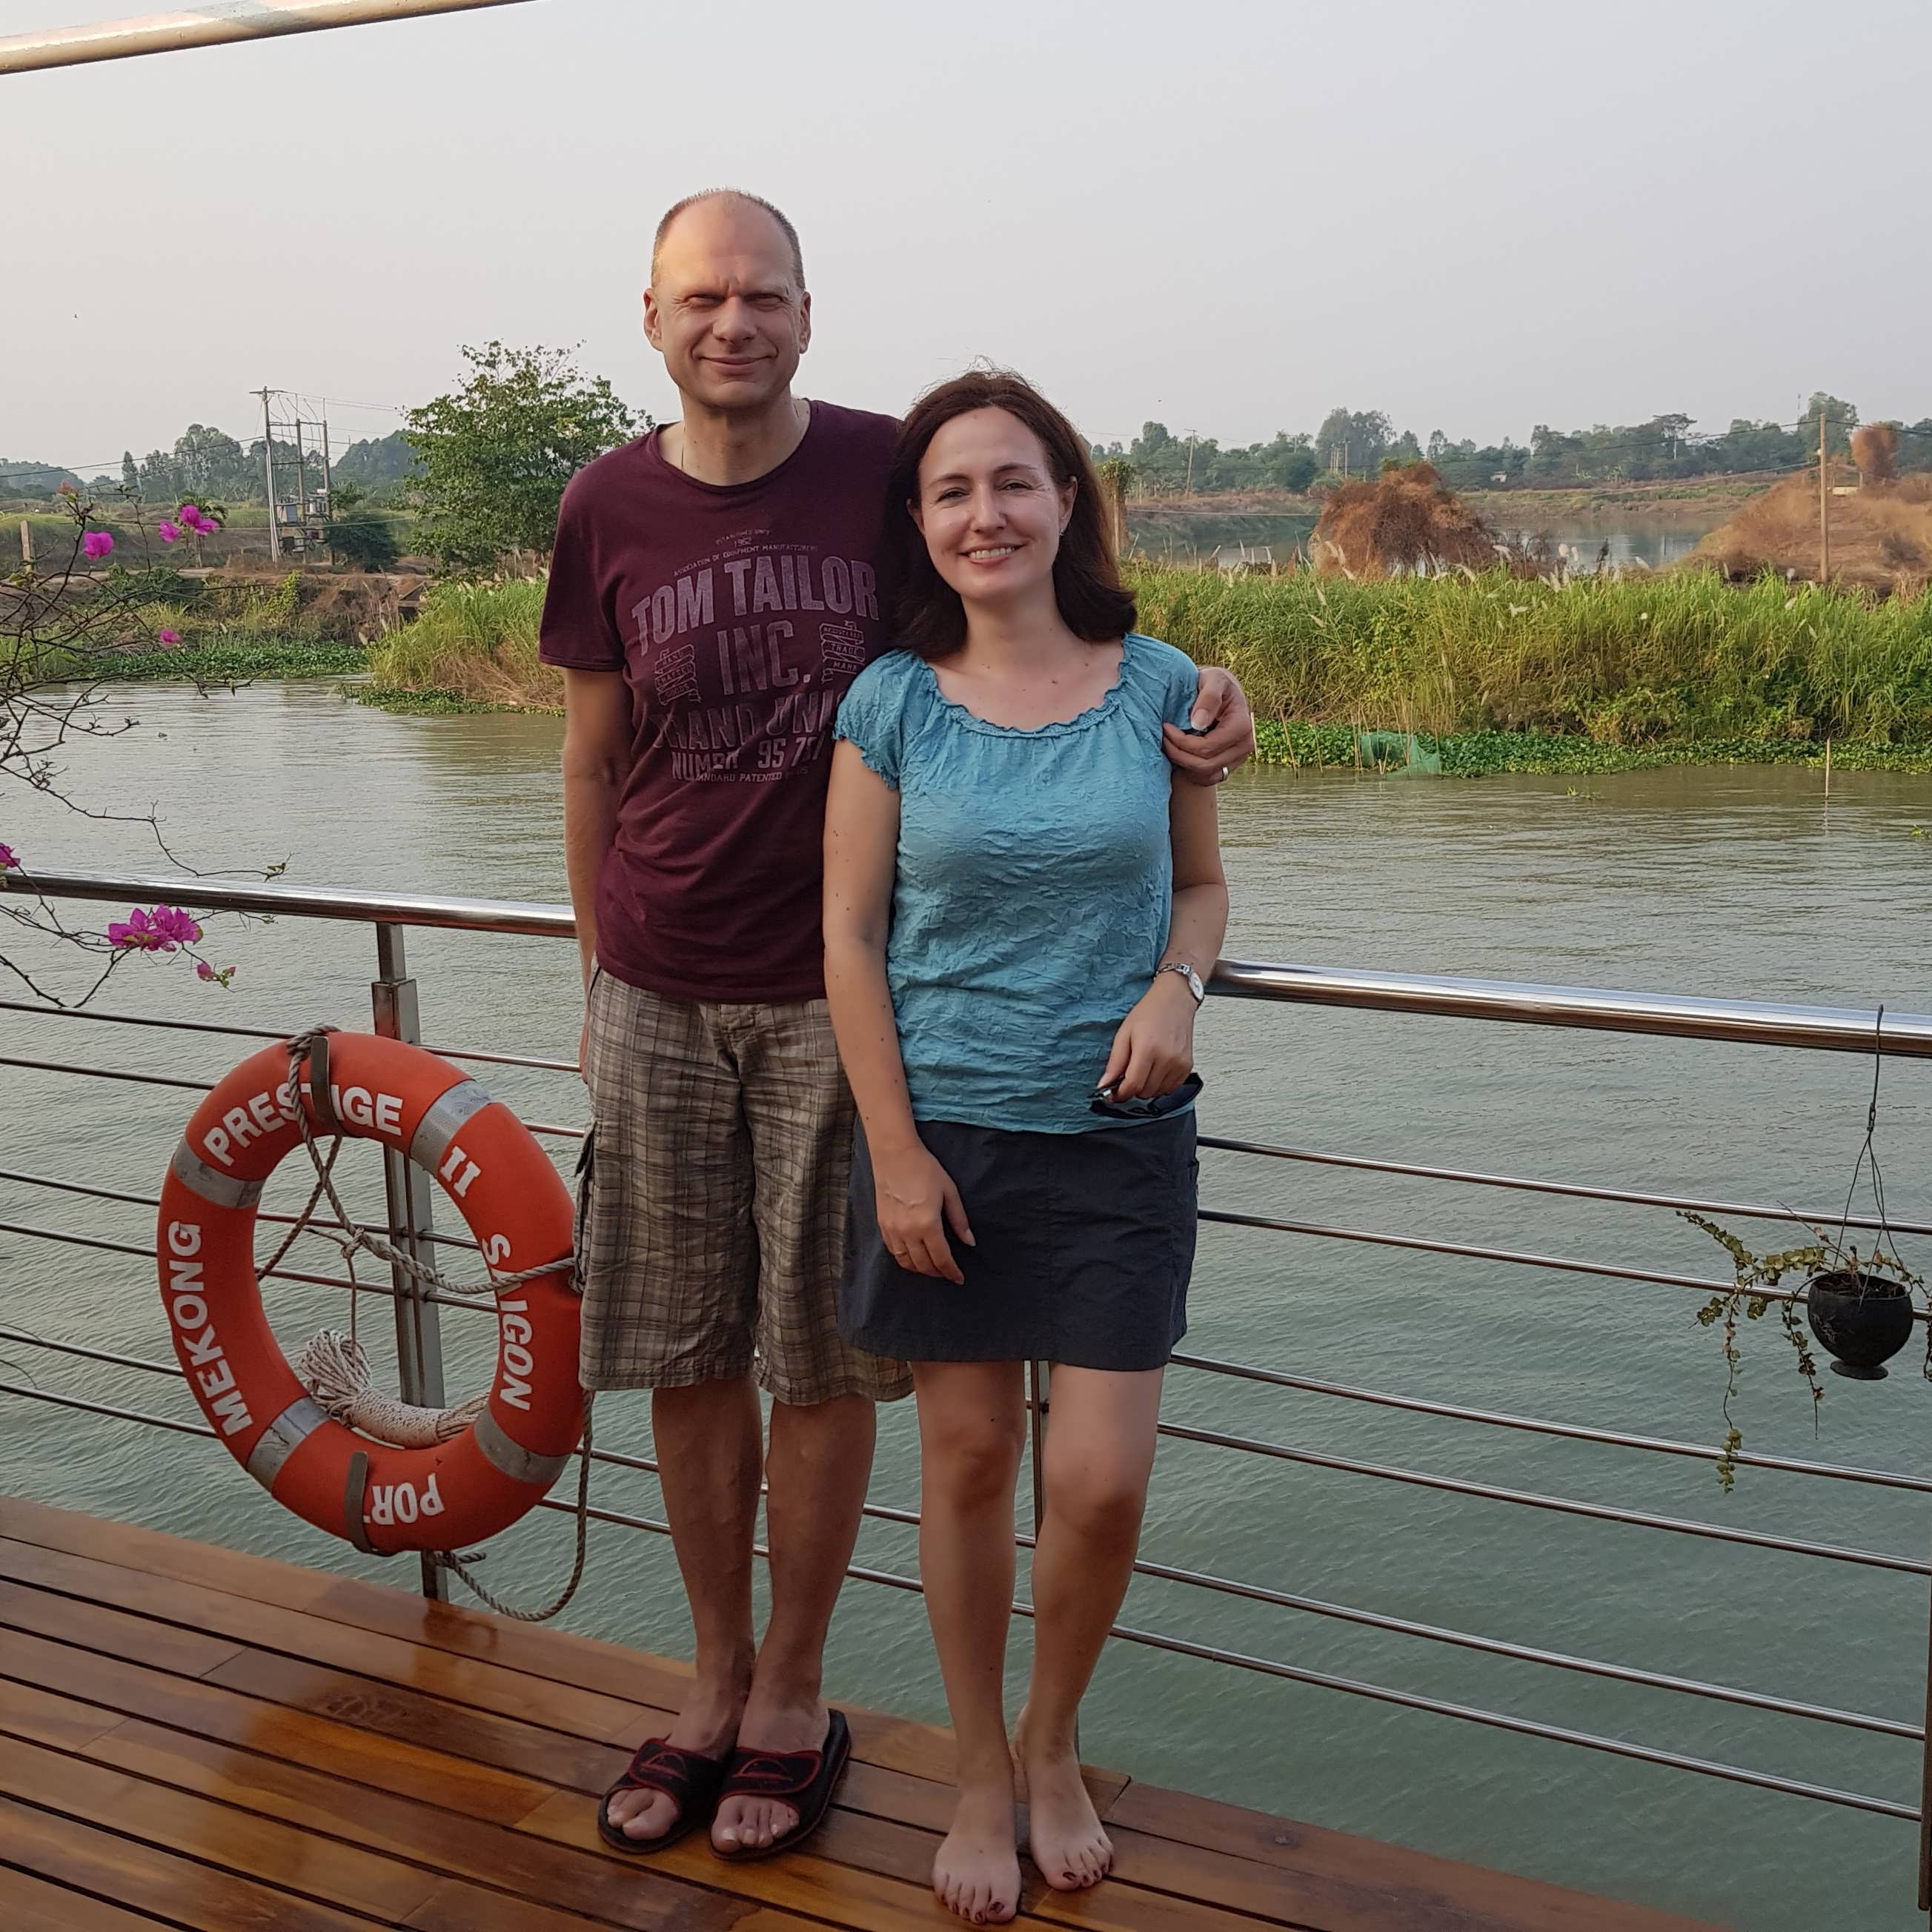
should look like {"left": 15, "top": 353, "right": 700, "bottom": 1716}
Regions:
{"left": 917, "top": 634, "right": 1152, "bottom": 740}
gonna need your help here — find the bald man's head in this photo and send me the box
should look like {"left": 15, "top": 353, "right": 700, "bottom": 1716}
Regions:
{"left": 651, "top": 189, "right": 804, "bottom": 291}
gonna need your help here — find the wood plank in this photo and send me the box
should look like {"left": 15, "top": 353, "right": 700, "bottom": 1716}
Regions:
{"left": 0, "top": 1573, "right": 243, "bottom": 1677}
{"left": 205, "top": 1647, "right": 633, "bottom": 1799}
{"left": 84, "top": 1717, "right": 819, "bottom": 1932}
{"left": 517, "top": 1788, "right": 1275, "bottom": 1932}
{"left": 0, "top": 1536, "right": 656, "bottom": 1745}
{"left": 0, "top": 1864, "right": 176, "bottom": 1932}
{"left": 1, "top": 1612, "right": 1289, "bottom": 1931}
{"left": 0, "top": 1500, "right": 1726, "bottom": 1932}
{"left": 0, "top": 1528, "right": 1065, "bottom": 1802}
{"left": 0, "top": 1794, "right": 392, "bottom": 1932}
{"left": 0, "top": 1736, "right": 445, "bottom": 1925}
{"left": 0, "top": 1673, "right": 125, "bottom": 1753}
{"left": 1105, "top": 1782, "right": 1727, "bottom": 1932}
{"left": 0, "top": 1504, "right": 1010, "bottom": 1790}
{"left": 0, "top": 1621, "right": 557, "bottom": 1829}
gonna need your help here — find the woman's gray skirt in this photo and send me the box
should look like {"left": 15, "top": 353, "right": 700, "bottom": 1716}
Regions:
{"left": 839, "top": 1113, "right": 1197, "bottom": 1371}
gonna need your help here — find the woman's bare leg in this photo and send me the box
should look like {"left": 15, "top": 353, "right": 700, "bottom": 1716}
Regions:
{"left": 914, "top": 1360, "right": 1028, "bottom": 1925}
{"left": 1016, "top": 1364, "right": 1163, "bottom": 1892}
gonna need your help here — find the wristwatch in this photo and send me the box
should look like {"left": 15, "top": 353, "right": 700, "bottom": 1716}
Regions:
{"left": 1155, "top": 961, "right": 1206, "bottom": 1006}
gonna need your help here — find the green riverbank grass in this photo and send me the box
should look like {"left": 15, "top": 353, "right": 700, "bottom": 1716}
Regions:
{"left": 364, "top": 579, "right": 552, "bottom": 710}
{"left": 345, "top": 565, "right": 1932, "bottom": 769}
{"left": 1129, "top": 562, "right": 1932, "bottom": 751}
{"left": 1255, "top": 720, "right": 1932, "bottom": 776}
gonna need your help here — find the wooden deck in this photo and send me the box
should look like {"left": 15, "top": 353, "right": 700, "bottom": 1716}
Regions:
{"left": 0, "top": 1498, "right": 1726, "bottom": 1932}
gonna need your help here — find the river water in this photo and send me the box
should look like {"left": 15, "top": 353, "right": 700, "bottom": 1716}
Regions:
{"left": 4, "top": 680, "right": 1931, "bottom": 1929}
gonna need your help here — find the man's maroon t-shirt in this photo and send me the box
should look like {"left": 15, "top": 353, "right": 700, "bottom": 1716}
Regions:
{"left": 539, "top": 402, "right": 897, "bottom": 1003}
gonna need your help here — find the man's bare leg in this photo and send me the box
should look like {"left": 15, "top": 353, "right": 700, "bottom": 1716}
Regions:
{"left": 710, "top": 1390, "right": 875, "bottom": 1852}
{"left": 607, "top": 1376, "right": 762, "bottom": 1842}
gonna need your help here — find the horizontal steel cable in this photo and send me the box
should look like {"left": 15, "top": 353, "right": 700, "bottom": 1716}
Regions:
{"left": 0, "top": 1218, "right": 496, "bottom": 1315}
{"left": 4, "top": 1215, "right": 1919, "bottom": 1566}
{"left": 553, "top": 1446, "right": 1920, "bottom": 1739}
{"left": 1169, "top": 1352, "right": 1932, "bottom": 1493}
{"left": 0, "top": 1376, "right": 1910, "bottom": 1808}
{"left": 0, "top": 1167, "right": 482, "bottom": 1252}
{"left": 1198, "top": 1132, "right": 1932, "bottom": 1241}
{"left": 0, "top": 997, "right": 582, "bottom": 1078}
{"left": 0, "top": 1052, "right": 585, "bottom": 1139}
{"left": 1155, "top": 1418, "right": 1928, "bottom": 1573}
{"left": 532, "top": 1492, "right": 1917, "bottom": 1822}
{"left": 1200, "top": 1204, "right": 1828, "bottom": 1309}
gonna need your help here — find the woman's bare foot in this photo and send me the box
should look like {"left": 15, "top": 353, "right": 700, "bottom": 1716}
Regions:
{"left": 933, "top": 1777, "right": 1021, "bottom": 1925}
{"left": 1015, "top": 1721, "right": 1112, "bottom": 1892}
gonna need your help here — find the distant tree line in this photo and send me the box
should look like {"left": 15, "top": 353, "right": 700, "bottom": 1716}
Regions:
{"left": 1096, "top": 394, "right": 1932, "bottom": 496}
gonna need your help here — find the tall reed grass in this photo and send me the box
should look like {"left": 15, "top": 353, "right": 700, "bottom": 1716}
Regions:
{"left": 367, "top": 578, "right": 555, "bottom": 708}
{"left": 357, "top": 567, "right": 1932, "bottom": 755}
{"left": 1129, "top": 563, "right": 1932, "bottom": 746}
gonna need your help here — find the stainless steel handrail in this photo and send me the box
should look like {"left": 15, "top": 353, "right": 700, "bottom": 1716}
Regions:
{"left": 10, "top": 866, "right": 1932, "bottom": 1055}
{"left": 1212, "top": 957, "right": 1932, "bottom": 1058}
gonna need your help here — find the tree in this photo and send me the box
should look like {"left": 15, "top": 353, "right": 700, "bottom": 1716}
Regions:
{"left": 120, "top": 451, "right": 138, "bottom": 497}
{"left": 1803, "top": 392, "right": 1859, "bottom": 457}
{"left": 405, "top": 342, "right": 642, "bottom": 572}
{"left": 173, "top": 424, "right": 250, "bottom": 498}
{"left": 325, "top": 482, "right": 403, "bottom": 572}
{"left": 1315, "top": 408, "right": 1392, "bottom": 478}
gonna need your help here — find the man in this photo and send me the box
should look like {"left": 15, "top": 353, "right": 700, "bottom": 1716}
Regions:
{"left": 540, "top": 187, "right": 1253, "bottom": 1862}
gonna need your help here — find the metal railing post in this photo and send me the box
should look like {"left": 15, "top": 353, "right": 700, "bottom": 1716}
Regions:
{"left": 1922, "top": 1544, "right": 1932, "bottom": 1909}
{"left": 1026, "top": 1360, "right": 1049, "bottom": 1536}
{"left": 372, "top": 921, "right": 448, "bottom": 1601}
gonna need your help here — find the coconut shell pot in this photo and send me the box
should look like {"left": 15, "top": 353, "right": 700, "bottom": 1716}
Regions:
{"left": 1803, "top": 1270, "right": 1915, "bottom": 1380}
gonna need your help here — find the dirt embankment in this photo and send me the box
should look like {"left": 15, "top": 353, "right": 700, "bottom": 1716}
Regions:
{"left": 1691, "top": 454, "right": 1932, "bottom": 596}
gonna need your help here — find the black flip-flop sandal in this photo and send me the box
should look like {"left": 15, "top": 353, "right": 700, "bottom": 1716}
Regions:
{"left": 708, "top": 1708, "right": 852, "bottom": 1862}
{"left": 597, "top": 1737, "right": 731, "bottom": 1854}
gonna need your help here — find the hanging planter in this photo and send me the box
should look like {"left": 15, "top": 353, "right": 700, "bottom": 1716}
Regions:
{"left": 1679, "top": 1005, "right": 1923, "bottom": 1487}
{"left": 1804, "top": 1268, "right": 1916, "bottom": 1380}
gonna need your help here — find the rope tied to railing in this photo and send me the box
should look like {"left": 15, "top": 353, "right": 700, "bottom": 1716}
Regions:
{"left": 273, "top": 1026, "right": 593, "bottom": 1622}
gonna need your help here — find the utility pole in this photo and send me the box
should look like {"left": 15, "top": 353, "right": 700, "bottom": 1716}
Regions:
{"left": 1818, "top": 410, "right": 1830, "bottom": 584}
{"left": 293, "top": 414, "right": 311, "bottom": 560}
{"left": 260, "top": 387, "right": 281, "bottom": 562}
{"left": 320, "top": 409, "right": 335, "bottom": 567}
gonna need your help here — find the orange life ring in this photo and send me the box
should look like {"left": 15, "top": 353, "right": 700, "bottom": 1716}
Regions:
{"left": 156, "top": 1030, "right": 582, "bottom": 1555}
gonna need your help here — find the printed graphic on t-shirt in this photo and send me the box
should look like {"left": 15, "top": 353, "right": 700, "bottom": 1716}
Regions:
{"left": 628, "top": 536, "right": 881, "bottom": 783}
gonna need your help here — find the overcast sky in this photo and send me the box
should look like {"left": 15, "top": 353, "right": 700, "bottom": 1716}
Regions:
{"left": 4, "top": 0, "right": 1929, "bottom": 468}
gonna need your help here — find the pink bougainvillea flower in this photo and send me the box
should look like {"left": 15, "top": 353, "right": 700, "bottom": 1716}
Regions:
{"left": 157, "top": 519, "right": 182, "bottom": 543}
{"left": 82, "top": 530, "right": 113, "bottom": 560}
{"left": 193, "top": 508, "right": 220, "bottom": 533}
{"left": 194, "top": 960, "right": 236, "bottom": 986}
{"left": 56, "top": 480, "right": 77, "bottom": 497}
{"left": 158, "top": 628, "right": 182, "bottom": 644}
{"left": 0, "top": 843, "right": 18, "bottom": 871}
{"left": 107, "top": 904, "right": 202, "bottom": 953}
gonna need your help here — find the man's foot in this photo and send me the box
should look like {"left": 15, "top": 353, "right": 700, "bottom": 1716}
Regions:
{"left": 710, "top": 1687, "right": 829, "bottom": 1853}
{"left": 1015, "top": 1719, "right": 1112, "bottom": 1893}
{"left": 933, "top": 1779, "right": 1021, "bottom": 1925}
{"left": 607, "top": 1676, "right": 744, "bottom": 1845}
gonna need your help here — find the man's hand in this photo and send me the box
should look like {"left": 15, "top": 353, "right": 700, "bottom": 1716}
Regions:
{"left": 1163, "top": 665, "right": 1256, "bottom": 787}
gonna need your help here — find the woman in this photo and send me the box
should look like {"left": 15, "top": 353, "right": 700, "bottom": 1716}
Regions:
{"left": 822, "top": 371, "right": 1227, "bottom": 1925}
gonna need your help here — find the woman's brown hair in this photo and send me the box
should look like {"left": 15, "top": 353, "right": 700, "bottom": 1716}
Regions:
{"left": 883, "top": 369, "right": 1137, "bottom": 659}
